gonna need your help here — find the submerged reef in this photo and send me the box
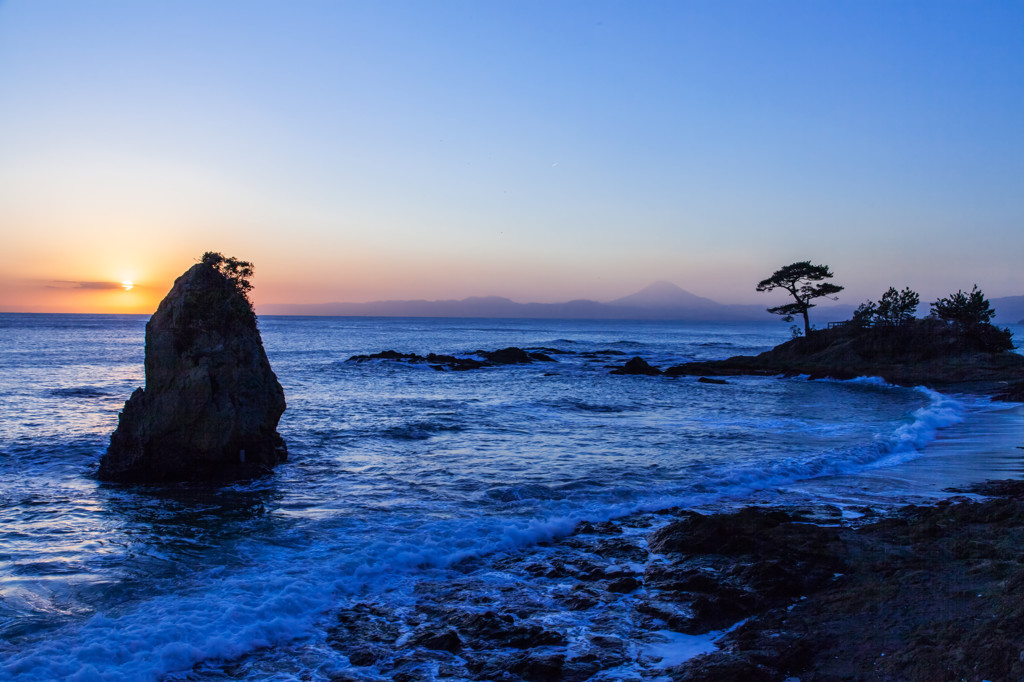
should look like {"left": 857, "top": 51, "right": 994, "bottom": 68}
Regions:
{"left": 99, "top": 258, "right": 287, "bottom": 482}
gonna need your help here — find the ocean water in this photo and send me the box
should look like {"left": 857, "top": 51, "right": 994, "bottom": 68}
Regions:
{"left": 0, "top": 314, "right": 1021, "bottom": 680}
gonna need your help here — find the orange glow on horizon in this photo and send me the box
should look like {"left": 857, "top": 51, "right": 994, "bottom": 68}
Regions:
{"left": 0, "top": 279, "right": 166, "bottom": 315}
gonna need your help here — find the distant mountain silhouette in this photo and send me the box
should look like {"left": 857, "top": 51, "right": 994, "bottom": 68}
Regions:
{"left": 258, "top": 282, "right": 857, "bottom": 323}
{"left": 254, "top": 287, "right": 1024, "bottom": 326}
{"left": 608, "top": 281, "right": 720, "bottom": 309}
{"left": 991, "top": 295, "right": 1024, "bottom": 324}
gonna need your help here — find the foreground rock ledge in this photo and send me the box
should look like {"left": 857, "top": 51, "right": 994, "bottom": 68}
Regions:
{"left": 670, "top": 480, "right": 1024, "bottom": 681}
{"left": 99, "top": 262, "right": 287, "bottom": 482}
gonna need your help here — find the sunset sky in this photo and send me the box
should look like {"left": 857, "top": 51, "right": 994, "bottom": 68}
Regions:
{"left": 2, "top": 1, "right": 1022, "bottom": 314}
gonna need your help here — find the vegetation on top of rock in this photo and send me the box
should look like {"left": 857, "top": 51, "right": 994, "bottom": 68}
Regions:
{"left": 930, "top": 284, "right": 996, "bottom": 329}
{"left": 875, "top": 286, "right": 920, "bottom": 327}
{"left": 756, "top": 261, "right": 843, "bottom": 336}
{"left": 851, "top": 286, "right": 921, "bottom": 328}
{"left": 849, "top": 284, "right": 1009, "bottom": 351}
{"left": 200, "top": 251, "right": 255, "bottom": 311}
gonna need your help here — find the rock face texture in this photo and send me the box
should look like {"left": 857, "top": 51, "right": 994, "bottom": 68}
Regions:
{"left": 99, "top": 262, "right": 287, "bottom": 482}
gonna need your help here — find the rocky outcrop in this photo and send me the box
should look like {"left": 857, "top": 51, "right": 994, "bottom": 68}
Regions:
{"left": 665, "top": 319, "right": 1024, "bottom": 393}
{"left": 672, "top": 480, "right": 1024, "bottom": 681}
{"left": 347, "top": 347, "right": 557, "bottom": 371}
{"left": 99, "top": 261, "right": 286, "bottom": 482}
{"left": 610, "top": 357, "right": 662, "bottom": 375}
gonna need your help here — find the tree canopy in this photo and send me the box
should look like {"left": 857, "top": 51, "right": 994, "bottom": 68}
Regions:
{"left": 875, "top": 287, "right": 920, "bottom": 327}
{"left": 930, "top": 285, "right": 995, "bottom": 328}
{"left": 756, "top": 261, "right": 843, "bottom": 335}
{"left": 851, "top": 287, "right": 920, "bottom": 328}
{"left": 201, "top": 252, "right": 255, "bottom": 308}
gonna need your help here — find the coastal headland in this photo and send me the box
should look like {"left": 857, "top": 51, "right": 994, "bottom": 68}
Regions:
{"left": 663, "top": 318, "right": 1024, "bottom": 398}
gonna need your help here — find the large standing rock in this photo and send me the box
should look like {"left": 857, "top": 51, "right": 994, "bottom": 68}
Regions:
{"left": 99, "top": 259, "right": 287, "bottom": 482}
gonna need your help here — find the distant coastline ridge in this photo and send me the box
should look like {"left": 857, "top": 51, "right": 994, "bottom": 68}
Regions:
{"left": 260, "top": 281, "right": 843, "bottom": 322}
{"left": 259, "top": 283, "right": 1024, "bottom": 323}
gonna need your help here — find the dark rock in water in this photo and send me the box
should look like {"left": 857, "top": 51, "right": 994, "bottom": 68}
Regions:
{"left": 465, "top": 652, "right": 566, "bottom": 682}
{"left": 448, "top": 609, "right": 566, "bottom": 649}
{"left": 574, "top": 520, "right": 623, "bottom": 536}
{"left": 611, "top": 356, "right": 662, "bottom": 375}
{"left": 606, "top": 576, "right": 642, "bottom": 593}
{"left": 697, "top": 376, "right": 729, "bottom": 385}
{"left": 994, "top": 379, "right": 1024, "bottom": 402}
{"left": 410, "top": 627, "right": 462, "bottom": 653}
{"left": 99, "top": 259, "right": 286, "bottom": 482}
{"left": 642, "top": 507, "right": 845, "bottom": 634}
{"left": 477, "top": 347, "right": 535, "bottom": 364}
{"left": 347, "top": 347, "right": 549, "bottom": 370}
{"left": 427, "top": 353, "right": 487, "bottom": 371}
{"left": 363, "top": 349, "right": 413, "bottom": 360}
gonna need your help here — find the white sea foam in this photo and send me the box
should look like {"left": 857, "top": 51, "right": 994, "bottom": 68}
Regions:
{"left": 643, "top": 629, "right": 721, "bottom": 667}
{"left": 845, "top": 375, "right": 891, "bottom": 386}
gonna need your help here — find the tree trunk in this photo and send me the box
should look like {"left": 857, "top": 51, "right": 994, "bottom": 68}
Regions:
{"left": 802, "top": 309, "right": 811, "bottom": 336}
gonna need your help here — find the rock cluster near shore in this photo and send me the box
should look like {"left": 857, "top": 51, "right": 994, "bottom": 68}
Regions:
{"left": 346, "top": 346, "right": 617, "bottom": 371}
{"left": 99, "top": 261, "right": 287, "bottom": 482}
{"left": 322, "top": 482, "right": 1024, "bottom": 681}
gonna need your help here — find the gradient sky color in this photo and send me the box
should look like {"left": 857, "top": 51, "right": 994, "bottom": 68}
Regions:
{"left": 2, "top": 1, "right": 1022, "bottom": 314}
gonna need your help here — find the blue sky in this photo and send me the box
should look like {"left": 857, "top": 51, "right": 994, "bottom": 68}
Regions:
{"left": 1, "top": 1, "right": 1022, "bottom": 312}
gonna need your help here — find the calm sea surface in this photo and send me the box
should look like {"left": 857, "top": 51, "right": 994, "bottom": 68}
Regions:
{"left": 1, "top": 314, "right": 1022, "bottom": 680}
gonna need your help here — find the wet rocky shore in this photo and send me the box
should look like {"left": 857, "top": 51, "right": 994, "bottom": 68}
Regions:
{"left": 318, "top": 480, "right": 1024, "bottom": 681}
{"left": 675, "top": 479, "right": 1024, "bottom": 681}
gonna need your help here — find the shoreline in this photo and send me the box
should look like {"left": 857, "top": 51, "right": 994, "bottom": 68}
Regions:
{"left": 306, "top": 381, "right": 1024, "bottom": 681}
{"left": 321, "top": 476, "right": 1024, "bottom": 682}
{"left": 669, "top": 479, "right": 1024, "bottom": 681}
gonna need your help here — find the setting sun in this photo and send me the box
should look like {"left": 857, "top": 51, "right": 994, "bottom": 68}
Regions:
{"left": 122, "top": 280, "right": 134, "bottom": 291}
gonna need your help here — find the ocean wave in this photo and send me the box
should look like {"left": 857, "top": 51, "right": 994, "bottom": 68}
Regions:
{"left": 558, "top": 400, "right": 628, "bottom": 414}
{"left": 49, "top": 387, "right": 110, "bottom": 399}
{"left": 379, "top": 421, "right": 463, "bottom": 441}
{"left": 484, "top": 483, "right": 564, "bottom": 502}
